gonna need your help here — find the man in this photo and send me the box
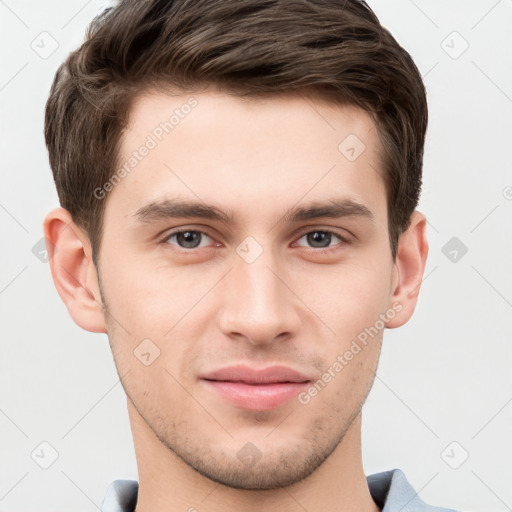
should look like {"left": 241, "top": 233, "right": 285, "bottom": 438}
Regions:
{"left": 42, "top": 0, "right": 461, "bottom": 510}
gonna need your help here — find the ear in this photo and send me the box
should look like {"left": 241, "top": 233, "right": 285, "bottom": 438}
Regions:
{"left": 43, "top": 207, "right": 107, "bottom": 333}
{"left": 385, "top": 210, "right": 429, "bottom": 328}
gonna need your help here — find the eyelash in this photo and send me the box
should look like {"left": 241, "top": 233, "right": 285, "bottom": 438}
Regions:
{"left": 158, "top": 228, "right": 351, "bottom": 253}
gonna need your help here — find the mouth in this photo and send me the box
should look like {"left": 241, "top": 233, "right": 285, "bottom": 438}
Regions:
{"left": 200, "top": 365, "right": 311, "bottom": 411}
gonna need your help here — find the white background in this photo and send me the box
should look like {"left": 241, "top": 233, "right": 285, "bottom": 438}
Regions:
{"left": 1, "top": 1, "right": 511, "bottom": 511}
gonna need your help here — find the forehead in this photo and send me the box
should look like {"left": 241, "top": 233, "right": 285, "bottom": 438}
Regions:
{"left": 107, "top": 87, "right": 386, "bottom": 228}
{"left": 123, "top": 87, "right": 379, "bottom": 148}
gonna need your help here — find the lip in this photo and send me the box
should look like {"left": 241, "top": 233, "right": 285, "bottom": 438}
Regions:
{"left": 200, "top": 365, "right": 311, "bottom": 411}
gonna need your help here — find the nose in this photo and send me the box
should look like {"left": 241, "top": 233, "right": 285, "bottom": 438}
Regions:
{"left": 218, "top": 246, "right": 301, "bottom": 346}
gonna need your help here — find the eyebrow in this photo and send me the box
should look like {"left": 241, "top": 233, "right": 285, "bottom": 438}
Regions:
{"left": 131, "top": 197, "right": 374, "bottom": 226}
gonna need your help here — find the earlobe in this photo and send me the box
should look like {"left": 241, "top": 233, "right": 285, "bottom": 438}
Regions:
{"left": 385, "top": 211, "right": 429, "bottom": 329}
{"left": 43, "top": 207, "right": 107, "bottom": 333}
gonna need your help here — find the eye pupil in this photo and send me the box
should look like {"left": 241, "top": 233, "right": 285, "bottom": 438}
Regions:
{"left": 308, "top": 231, "right": 331, "bottom": 248}
{"left": 177, "top": 231, "right": 201, "bottom": 248}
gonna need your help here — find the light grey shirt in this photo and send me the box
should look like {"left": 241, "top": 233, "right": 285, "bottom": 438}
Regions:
{"left": 100, "top": 468, "right": 462, "bottom": 511}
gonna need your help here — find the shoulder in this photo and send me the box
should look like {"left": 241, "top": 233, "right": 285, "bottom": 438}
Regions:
{"left": 367, "top": 468, "right": 463, "bottom": 512}
{"left": 100, "top": 480, "right": 138, "bottom": 512}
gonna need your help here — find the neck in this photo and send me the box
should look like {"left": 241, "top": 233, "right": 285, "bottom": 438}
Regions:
{"left": 128, "top": 400, "right": 379, "bottom": 512}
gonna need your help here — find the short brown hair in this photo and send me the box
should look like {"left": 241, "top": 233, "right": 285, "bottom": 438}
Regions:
{"left": 44, "top": 0, "right": 427, "bottom": 263}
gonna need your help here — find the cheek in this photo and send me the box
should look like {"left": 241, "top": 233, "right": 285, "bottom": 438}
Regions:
{"left": 307, "top": 259, "right": 393, "bottom": 341}
{"left": 100, "top": 258, "right": 216, "bottom": 388}
{"left": 102, "top": 255, "right": 206, "bottom": 335}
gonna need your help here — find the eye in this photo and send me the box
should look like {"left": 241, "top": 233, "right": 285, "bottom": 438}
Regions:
{"left": 162, "top": 229, "right": 214, "bottom": 249}
{"left": 294, "top": 230, "right": 348, "bottom": 250}
{"left": 160, "top": 228, "right": 349, "bottom": 252}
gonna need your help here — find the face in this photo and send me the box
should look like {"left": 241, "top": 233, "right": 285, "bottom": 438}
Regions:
{"left": 96, "top": 88, "right": 399, "bottom": 489}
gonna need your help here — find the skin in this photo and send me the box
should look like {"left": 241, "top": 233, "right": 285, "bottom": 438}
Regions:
{"left": 44, "top": 88, "right": 428, "bottom": 512}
